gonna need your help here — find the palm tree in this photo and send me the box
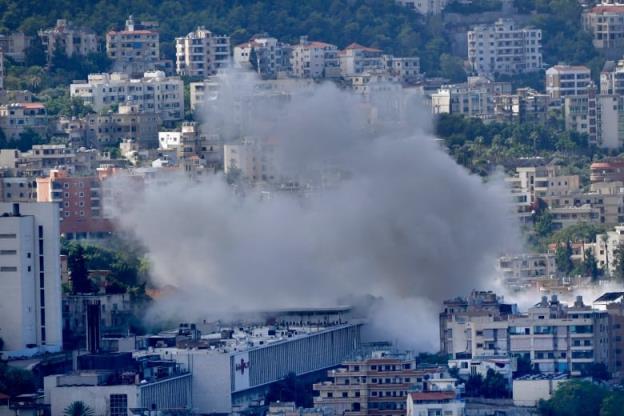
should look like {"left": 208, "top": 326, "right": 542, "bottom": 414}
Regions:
{"left": 64, "top": 401, "right": 94, "bottom": 416}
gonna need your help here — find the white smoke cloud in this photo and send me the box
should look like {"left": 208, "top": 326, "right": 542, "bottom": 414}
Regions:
{"left": 109, "top": 71, "right": 520, "bottom": 352}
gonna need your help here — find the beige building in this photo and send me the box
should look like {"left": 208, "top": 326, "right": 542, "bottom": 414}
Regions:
{"left": 70, "top": 71, "right": 184, "bottom": 121}
{"left": 493, "top": 88, "right": 550, "bottom": 123}
{"left": 0, "top": 176, "right": 37, "bottom": 202}
{"left": 512, "top": 375, "right": 568, "bottom": 407}
{"left": 431, "top": 77, "right": 512, "bottom": 120}
{"left": 38, "top": 19, "right": 98, "bottom": 61}
{"left": 106, "top": 15, "right": 161, "bottom": 75}
{"left": 291, "top": 37, "right": 340, "bottom": 79}
{"left": 158, "top": 122, "right": 223, "bottom": 170}
{"left": 313, "top": 351, "right": 444, "bottom": 416}
{"left": 583, "top": 2, "right": 624, "bottom": 54}
{"left": 0, "top": 102, "right": 49, "bottom": 140}
{"left": 176, "top": 26, "right": 230, "bottom": 77}
{"left": 224, "top": 136, "right": 279, "bottom": 182}
{"left": 468, "top": 19, "right": 542, "bottom": 76}
{"left": 234, "top": 35, "right": 292, "bottom": 79}
{"left": 406, "top": 392, "right": 463, "bottom": 416}
{"left": 546, "top": 65, "right": 591, "bottom": 100}
{"left": 497, "top": 253, "right": 557, "bottom": 283}
{"left": 85, "top": 104, "right": 160, "bottom": 148}
{"left": 0, "top": 32, "right": 32, "bottom": 63}
{"left": 395, "top": 0, "right": 449, "bottom": 15}
{"left": 600, "top": 59, "right": 624, "bottom": 94}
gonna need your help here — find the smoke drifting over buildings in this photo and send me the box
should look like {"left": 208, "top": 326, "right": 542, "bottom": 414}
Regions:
{"left": 109, "top": 71, "right": 519, "bottom": 351}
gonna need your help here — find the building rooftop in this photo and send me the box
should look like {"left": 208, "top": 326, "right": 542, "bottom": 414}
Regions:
{"left": 409, "top": 391, "right": 457, "bottom": 401}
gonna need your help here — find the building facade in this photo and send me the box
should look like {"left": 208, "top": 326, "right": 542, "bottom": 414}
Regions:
{"left": 106, "top": 15, "right": 162, "bottom": 75}
{"left": 0, "top": 202, "right": 63, "bottom": 356}
{"left": 468, "top": 19, "right": 542, "bottom": 76}
{"left": 546, "top": 65, "right": 592, "bottom": 100}
{"left": 176, "top": 26, "right": 230, "bottom": 77}
{"left": 38, "top": 19, "right": 98, "bottom": 60}
{"left": 291, "top": 37, "right": 340, "bottom": 79}
{"left": 0, "top": 102, "right": 49, "bottom": 140}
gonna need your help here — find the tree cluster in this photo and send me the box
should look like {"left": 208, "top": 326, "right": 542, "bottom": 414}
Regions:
{"left": 538, "top": 380, "right": 624, "bottom": 416}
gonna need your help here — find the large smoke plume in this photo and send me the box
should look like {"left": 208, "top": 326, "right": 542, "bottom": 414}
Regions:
{"left": 110, "top": 71, "right": 519, "bottom": 351}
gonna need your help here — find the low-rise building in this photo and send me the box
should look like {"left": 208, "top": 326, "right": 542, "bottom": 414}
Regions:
{"left": 406, "top": 391, "right": 463, "bottom": 416}
{"left": 158, "top": 122, "right": 223, "bottom": 170}
{"left": 234, "top": 34, "right": 292, "bottom": 79}
{"left": 493, "top": 88, "right": 550, "bottom": 124}
{"left": 546, "top": 65, "right": 592, "bottom": 100}
{"left": 291, "top": 37, "right": 340, "bottom": 79}
{"left": 0, "top": 102, "right": 49, "bottom": 140}
{"left": 85, "top": 104, "right": 160, "bottom": 148}
{"left": 106, "top": 15, "right": 163, "bottom": 76}
{"left": 395, "top": 0, "right": 449, "bottom": 15}
{"left": 583, "top": 2, "right": 624, "bottom": 55}
{"left": 497, "top": 253, "right": 557, "bottom": 284}
{"left": 512, "top": 374, "right": 568, "bottom": 407}
{"left": 0, "top": 32, "right": 32, "bottom": 63}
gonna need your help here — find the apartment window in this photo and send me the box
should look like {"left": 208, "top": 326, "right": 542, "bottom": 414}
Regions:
{"left": 110, "top": 394, "right": 128, "bottom": 416}
{"left": 0, "top": 250, "right": 17, "bottom": 255}
{"left": 0, "top": 267, "right": 17, "bottom": 272}
{"left": 0, "top": 234, "right": 16, "bottom": 238}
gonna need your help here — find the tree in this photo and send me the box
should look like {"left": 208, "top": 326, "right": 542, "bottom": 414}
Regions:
{"left": 249, "top": 47, "right": 259, "bottom": 73}
{"left": 555, "top": 241, "right": 574, "bottom": 276}
{"left": 582, "top": 363, "right": 609, "bottom": 382}
{"left": 612, "top": 243, "right": 624, "bottom": 281}
{"left": 0, "top": 365, "right": 36, "bottom": 397}
{"left": 464, "top": 374, "right": 483, "bottom": 397}
{"left": 481, "top": 369, "right": 509, "bottom": 398}
{"left": 15, "top": 128, "right": 45, "bottom": 152}
{"left": 439, "top": 53, "right": 466, "bottom": 82}
{"left": 69, "top": 244, "right": 92, "bottom": 294}
{"left": 538, "top": 380, "right": 607, "bottom": 416}
{"left": 24, "top": 37, "right": 46, "bottom": 67}
{"left": 601, "top": 392, "right": 624, "bottom": 416}
{"left": 63, "top": 401, "right": 95, "bottom": 416}
{"left": 582, "top": 249, "right": 600, "bottom": 281}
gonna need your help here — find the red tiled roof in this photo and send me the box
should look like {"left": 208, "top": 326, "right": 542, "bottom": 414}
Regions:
{"left": 590, "top": 5, "right": 624, "bottom": 14}
{"left": 409, "top": 392, "right": 456, "bottom": 401}
{"left": 19, "top": 102, "right": 45, "bottom": 109}
{"left": 345, "top": 42, "right": 382, "bottom": 52}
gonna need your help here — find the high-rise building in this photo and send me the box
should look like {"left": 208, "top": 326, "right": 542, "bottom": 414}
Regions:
{"left": 176, "top": 27, "right": 230, "bottom": 77}
{"left": 468, "top": 19, "right": 542, "bottom": 76}
{"left": 0, "top": 202, "right": 62, "bottom": 356}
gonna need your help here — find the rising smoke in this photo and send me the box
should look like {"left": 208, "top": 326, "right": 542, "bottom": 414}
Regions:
{"left": 109, "top": 71, "right": 520, "bottom": 351}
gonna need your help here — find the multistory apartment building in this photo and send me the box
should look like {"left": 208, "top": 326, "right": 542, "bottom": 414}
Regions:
{"left": 395, "top": 0, "right": 449, "bottom": 15}
{"left": 36, "top": 169, "right": 112, "bottom": 239}
{"left": 106, "top": 15, "right": 161, "bottom": 75}
{"left": 0, "top": 32, "right": 32, "bottom": 63}
{"left": 189, "top": 78, "right": 220, "bottom": 111}
{"left": 566, "top": 88, "right": 624, "bottom": 149}
{"left": 381, "top": 55, "right": 421, "bottom": 84}
{"left": 497, "top": 253, "right": 557, "bottom": 283}
{"left": 600, "top": 59, "right": 624, "bottom": 94}
{"left": 38, "top": 19, "right": 98, "bottom": 61}
{"left": 0, "top": 202, "right": 63, "bottom": 356}
{"left": 158, "top": 122, "right": 223, "bottom": 170}
{"left": 224, "top": 136, "right": 279, "bottom": 182}
{"left": 291, "top": 37, "right": 340, "bottom": 79}
{"left": 590, "top": 159, "right": 624, "bottom": 183}
{"left": 313, "top": 351, "right": 444, "bottom": 416}
{"left": 439, "top": 291, "right": 517, "bottom": 358}
{"left": 468, "top": 19, "right": 542, "bottom": 76}
{"left": 339, "top": 43, "right": 384, "bottom": 76}
{"left": 0, "top": 176, "right": 37, "bottom": 202}
{"left": 234, "top": 35, "right": 292, "bottom": 79}
{"left": 509, "top": 295, "right": 610, "bottom": 375}
{"left": 493, "top": 88, "right": 550, "bottom": 123}
{"left": 431, "top": 77, "right": 512, "bottom": 120}
{"left": 595, "top": 225, "right": 624, "bottom": 273}
{"left": 508, "top": 165, "right": 581, "bottom": 206}
{"left": 545, "top": 65, "right": 592, "bottom": 100}
{"left": 70, "top": 71, "right": 184, "bottom": 122}
{"left": 583, "top": 2, "right": 624, "bottom": 54}
{"left": 84, "top": 104, "right": 160, "bottom": 148}
{"left": 0, "top": 102, "right": 49, "bottom": 140}
{"left": 176, "top": 26, "right": 230, "bottom": 77}
{"left": 406, "top": 392, "right": 464, "bottom": 416}
{"left": 594, "top": 292, "right": 624, "bottom": 377}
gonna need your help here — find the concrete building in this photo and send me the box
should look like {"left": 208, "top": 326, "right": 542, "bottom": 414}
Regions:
{"left": 591, "top": 159, "right": 624, "bottom": 183}
{"left": 339, "top": 43, "right": 384, "bottom": 76}
{"left": 467, "top": 19, "right": 542, "bottom": 76}
{"left": 564, "top": 89, "right": 598, "bottom": 145}
{"left": 439, "top": 291, "right": 518, "bottom": 358}
{"left": 406, "top": 391, "right": 463, "bottom": 416}
{"left": 106, "top": 16, "right": 162, "bottom": 76}
{"left": 85, "top": 104, "right": 160, "bottom": 148}
{"left": 176, "top": 26, "right": 230, "bottom": 77}
{"left": 507, "top": 165, "right": 581, "bottom": 207}
{"left": 583, "top": 2, "right": 624, "bottom": 55}
{"left": 395, "top": 0, "right": 449, "bottom": 15}
{"left": 0, "top": 176, "right": 37, "bottom": 203}
{"left": 147, "top": 321, "right": 362, "bottom": 415}
{"left": 0, "top": 32, "right": 32, "bottom": 63}
{"left": 70, "top": 71, "right": 184, "bottom": 122}
{"left": 497, "top": 253, "right": 557, "bottom": 283}
{"left": 38, "top": 19, "right": 98, "bottom": 61}
{"left": 448, "top": 356, "right": 514, "bottom": 385}
{"left": 291, "top": 37, "right": 340, "bottom": 79}
{"left": 595, "top": 225, "right": 624, "bottom": 273}
{"left": 431, "top": 77, "right": 512, "bottom": 120}
{"left": 512, "top": 374, "right": 568, "bottom": 407}
{"left": 0, "top": 102, "right": 49, "bottom": 140}
{"left": 158, "top": 122, "right": 223, "bottom": 171}
{"left": 546, "top": 65, "right": 592, "bottom": 100}
{"left": 36, "top": 169, "right": 112, "bottom": 239}
{"left": 493, "top": 88, "right": 550, "bottom": 124}
{"left": 0, "top": 202, "right": 62, "bottom": 356}
{"left": 224, "top": 136, "right": 279, "bottom": 183}
{"left": 600, "top": 59, "right": 624, "bottom": 94}
{"left": 234, "top": 35, "right": 293, "bottom": 79}
{"left": 313, "top": 351, "right": 443, "bottom": 416}
{"left": 508, "top": 295, "right": 610, "bottom": 375}
{"left": 44, "top": 354, "right": 191, "bottom": 415}
{"left": 382, "top": 55, "right": 421, "bottom": 85}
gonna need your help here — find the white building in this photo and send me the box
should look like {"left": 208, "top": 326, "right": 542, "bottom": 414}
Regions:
{"left": 234, "top": 35, "right": 292, "bottom": 79}
{"left": 106, "top": 15, "right": 163, "bottom": 76}
{"left": 290, "top": 37, "right": 340, "bottom": 79}
{"left": 176, "top": 26, "right": 230, "bottom": 77}
{"left": 146, "top": 322, "right": 362, "bottom": 415}
{"left": 431, "top": 77, "right": 511, "bottom": 120}
{"left": 600, "top": 59, "right": 624, "bottom": 95}
{"left": 468, "top": 19, "right": 542, "bottom": 76}
{"left": 70, "top": 71, "right": 184, "bottom": 121}
{"left": 396, "top": 0, "right": 449, "bottom": 15}
{"left": 512, "top": 374, "right": 568, "bottom": 407}
{"left": 497, "top": 253, "right": 557, "bottom": 283}
{"left": 339, "top": 43, "right": 384, "bottom": 76}
{"left": 224, "top": 137, "right": 279, "bottom": 182}
{"left": 546, "top": 65, "right": 592, "bottom": 100}
{"left": 0, "top": 202, "right": 62, "bottom": 356}
{"left": 406, "top": 392, "right": 464, "bottom": 416}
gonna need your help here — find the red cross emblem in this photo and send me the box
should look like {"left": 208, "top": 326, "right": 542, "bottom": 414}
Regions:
{"left": 236, "top": 358, "right": 249, "bottom": 375}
